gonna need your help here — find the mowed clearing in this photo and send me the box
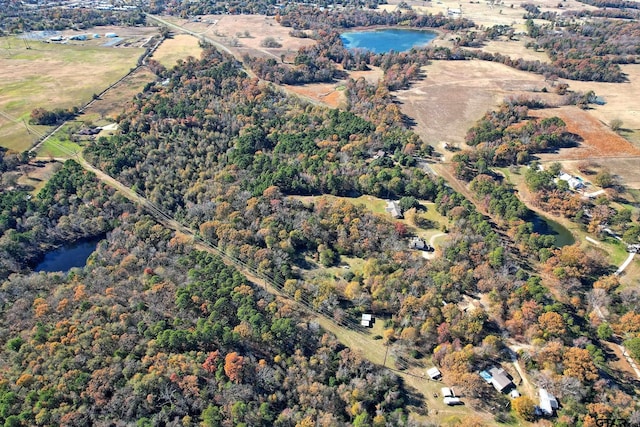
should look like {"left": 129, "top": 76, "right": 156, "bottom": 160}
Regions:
{"left": 395, "top": 59, "right": 558, "bottom": 154}
{"left": 0, "top": 32, "right": 145, "bottom": 152}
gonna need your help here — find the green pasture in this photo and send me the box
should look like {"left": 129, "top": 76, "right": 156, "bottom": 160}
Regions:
{"left": 0, "top": 36, "right": 142, "bottom": 151}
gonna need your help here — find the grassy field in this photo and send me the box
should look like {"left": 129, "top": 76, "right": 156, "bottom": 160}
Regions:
{"left": 150, "top": 34, "right": 203, "bottom": 68}
{"left": 0, "top": 35, "right": 144, "bottom": 152}
{"left": 81, "top": 67, "right": 156, "bottom": 126}
{"left": 35, "top": 125, "right": 83, "bottom": 158}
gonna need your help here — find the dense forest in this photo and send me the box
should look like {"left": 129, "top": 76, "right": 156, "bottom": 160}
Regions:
{"left": 1, "top": 0, "right": 640, "bottom": 422}
{"left": 82, "top": 46, "right": 640, "bottom": 424}
{"left": 0, "top": 209, "right": 407, "bottom": 425}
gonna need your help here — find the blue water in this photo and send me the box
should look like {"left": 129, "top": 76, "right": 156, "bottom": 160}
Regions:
{"left": 340, "top": 29, "right": 437, "bottom": 54}
{"left": 35, "top": 236, "right": 103, "bottom": 272}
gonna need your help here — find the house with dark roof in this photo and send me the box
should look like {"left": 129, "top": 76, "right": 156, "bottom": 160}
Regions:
{"left": 488, "top": 367, "right": 514, "bottom": 393}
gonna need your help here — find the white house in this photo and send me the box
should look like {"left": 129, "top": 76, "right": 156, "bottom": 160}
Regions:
{"left": 557, "top": 172, "right": 585, "bottom": 190}
{"left": 538, "top": 388, "right": 558, "bottom": 416}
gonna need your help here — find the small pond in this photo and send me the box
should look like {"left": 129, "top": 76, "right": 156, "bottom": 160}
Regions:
{"left": 340, "top": 29, "right": 437, "bottom": 54}
{"left": 35, "top": 235, "right": 104, "bottom": 273}
{"left": 530, "top": 213, "right": 575, "bottom": 247}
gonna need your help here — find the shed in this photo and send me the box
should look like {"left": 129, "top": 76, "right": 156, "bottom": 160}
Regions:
{"left": 538, "top": 388, "right": 558, "bottom": 416}
{"left": 441, "top": 387, "right": 454, "bottom": 398}
{"left": 105, "top": 32, "right": 118, "bottom": 38}
{"left": 409, "top": 237, "right": 427, "bottom": 250}
{"left": 443, "top": 396, "right": 461, "bottom": 405}
{"left": 488, "top": 367, "right": 514, "bottom": 393}
{"left": 360, "top": 313, "right": 374, "bottom": 328}
{"left": 426, "top": 367, "right": 442, "bottom": 380}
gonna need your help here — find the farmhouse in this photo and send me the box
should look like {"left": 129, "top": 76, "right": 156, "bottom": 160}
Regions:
{"left": 538, "top": 388, "right": 558, "bottom": 416}
{"left": 557, "top": 172, "right": 585, "bottom": 190}
{"left": 487, "top": 366, "right": 514, "bottom": 393}
{"left": 409, "top": 236, "right": 427, "bottom": 250}
{"left": 386, "top": 201, "right": 403, "bottom": 219}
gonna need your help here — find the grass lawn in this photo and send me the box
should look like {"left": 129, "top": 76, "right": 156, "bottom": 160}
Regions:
{"left": 36, "top": 128, "right": 83, "bottom": 159}
{"left": 0, "top": 37, "right": 143, "bottom": 152}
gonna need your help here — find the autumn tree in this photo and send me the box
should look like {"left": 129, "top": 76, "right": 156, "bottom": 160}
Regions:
{"left": 224, "top": 352, "right": 245, "bottom": 383}
{"left": 538, "top": 311, "right": 566, "bottom": 339}
{"left": 563, "top": 347, "right": 599, "bottom": 383}
{"left": 512, "top": 396, "right": 536, "bottom": 421}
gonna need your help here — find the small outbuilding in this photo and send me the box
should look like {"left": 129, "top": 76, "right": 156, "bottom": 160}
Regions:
{"left": 386, "top": 201, "right": 403, "bottom": 219}
{"left": 426, "top": 367, "right": 442, "bottom": 380}
{"left": 105, "top": 32, "right": 118, "bottom": 38}
{"left": 360, "top": 313, "right": 374, "bottom": 328}
{"left": 441, "top": 387, "right": 454, "bottom": 398}
{"left": 443, "top": 396, "right": 461, "bottom": 406}
{"left": 538, "top": 388, "right": 558, "bottom": 416}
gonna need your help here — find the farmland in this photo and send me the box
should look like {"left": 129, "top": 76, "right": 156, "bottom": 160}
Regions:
{"left": 149, "top": 33, "right": 203, "bottom": 68}
{"left": 0, "top": 27, "right": 152, "bottom": 152}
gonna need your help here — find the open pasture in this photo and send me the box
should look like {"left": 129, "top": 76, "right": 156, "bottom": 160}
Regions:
{"left": 158, "top": 14, "right": 316, "bottom": 61}
{"left": 149, "top": 34, "right": 203, "bottom": 68}
{"left": 0, "top": 28, "right": 147, "bottom": 152}
{"left": 395, "top": 59, "right": 558, "bottom": 157}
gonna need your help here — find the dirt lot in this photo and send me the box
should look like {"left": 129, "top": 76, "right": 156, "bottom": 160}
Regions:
{"left": 395, "top": 59, "right": 558, "bottom": 156}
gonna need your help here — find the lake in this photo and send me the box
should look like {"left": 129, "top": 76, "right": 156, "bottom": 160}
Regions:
{"left": 530, "top": 213, "right": 575, "bottom": 247}
{"left": 35, "top": 235, "right": 104, "bottom": 273}
{"left": 340, "top": 29, "right": 437, "bottom": 54}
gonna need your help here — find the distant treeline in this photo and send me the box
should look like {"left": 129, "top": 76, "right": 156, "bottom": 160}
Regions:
{"left": 0, "top": 7, "right": 144, "bottom": 34}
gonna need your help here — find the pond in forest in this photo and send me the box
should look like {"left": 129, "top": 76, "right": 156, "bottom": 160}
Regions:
{"left": 340, "top": 29, "right": 437, "bottom": 54}
{"left": 530, "top": 213, "right": 575, "bottom": 247}
{"left": 35, "top": 235, "right": 104, "bottom": 273}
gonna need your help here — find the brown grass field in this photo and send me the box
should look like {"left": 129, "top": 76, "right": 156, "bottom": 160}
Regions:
{"left": 395, "top": 59, "right": 559, "bottom": 156}
{"left": 149, "top": 34, "right": 203, "bottom": 68}
{"left": 158, "top": 14, "right": 316, "bottom": 61}
{"left": 557, "top": 64, "right": 640, "bottom": 144}
{"left": 82, "top": 67, "right": 157, "bottom": 125}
